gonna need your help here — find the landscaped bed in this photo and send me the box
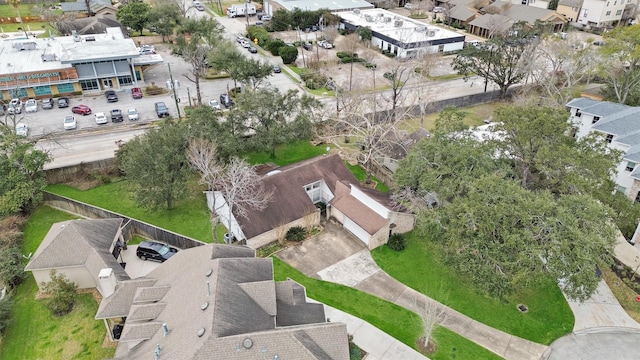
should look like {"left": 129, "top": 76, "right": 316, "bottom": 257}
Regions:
{"left": 371, "top": 232, "right": 575, "bottom": 345}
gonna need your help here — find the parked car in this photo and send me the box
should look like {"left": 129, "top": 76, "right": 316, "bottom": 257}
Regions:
{"left": 318, "top": 40, "right": 333, "bottom": 49}
{"left": 433, "top": 6, "right": 446, "bottom": 12}
{"left": 311, "top": 25, "right": 318, "bottom": 32}
{"left": 42, "top": 97, "right": 54, "bottom": 109}
{"left": 303, "top": 42, "right": 313, "bottom": 51}
{"left": 155, "top": 102, "right": 170, "bottom": 118}
{"left": 261, "top": 15, "right": 271, "bottom": 21}
{"left": 110, "top": 109, "right": 124, "bottom": 122}
{"left": 71, "top": 104, "right": 92, "bottom": 115}
{"left": 248, "top": 46, "right": 258, "bottom": 53}
{"left": 219, "top": 93, "right": 235, "bottom": 108}
{"left": 139, "top": 47, "right": 156, "bottom": 55}
{"left": 195, "top": 3, "right": 205, "bottom": 11}
{"left": 127, "top": 108, "right": 139, "bottom": 121}
{"left": 105, "top": 90, "right": 118, "bottom": 102}
{"left": 25, "top": 99, "right": 38, "bottom": 113}
{"left": 236, "top": 34, "right": 245, "bottom": 43}
{"left": 131, "top": 87, "right": 143, "bottom": 99}
{"left": 273, "top": 65, "right": 281, "bottom": 73}
{"left": 209, "top": 99, "right": 221, "bottom": 110}
{"left": 94, "top": 112, "right": 108, "bottom": 124}
{"left": 15, "top": 123, "right": 28, "bottom": 137}
{"left": 57, "top": 97, "right": 69, "bottom": 108}
{"left": 8, "top": 98, "right": 22, "bottom": 115}
{"left": 404, "top": 2, "right": 413, "bottom": 9}
{"left": 63, "top": 115, "right": 77, "bottom": 130}
{"left": 136, "top": 241, "right": 178, "bottom": 262}
{"left": 241, "top": 40, "right": 251, "bottom": 48}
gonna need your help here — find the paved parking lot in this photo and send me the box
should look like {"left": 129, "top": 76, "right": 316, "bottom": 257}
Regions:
{"left": 118, "top": 245, "right": 162, "bottom": 279}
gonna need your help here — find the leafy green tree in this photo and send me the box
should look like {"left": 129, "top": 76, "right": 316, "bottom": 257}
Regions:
{"left": 270, "top": 9, "right": 292, "bottom": 31}
{"left": 41, "top": 270, "right": 78, "bottom": 317}
{"left": 234, "top": 58, "right": 275, "bottom": 91}
{"left": 175, "top": 18, "right": 224, "bottom": 106}
{"left": 279, "top": 45, "right": 298, "bottom": 64}
{"left": 598, "top": 25, "right": 640, "bottom": 105}
{"left": 230, "top": 88, "right": 320, "bottom": 158}
{"left": 117, "top": 1, "right": 151, "bottom": 35}
{"left": 356, "top": 26, "right": 372, "bottom": 41}
{"left": 265, "top": 39, "right": 286, "bottom": 56}
{"left": 0, "top": 246, "right": 25, "bottom": 289}
{"left": 147, "top": 4, "right": 182, "bottom": 42}
{"left": 116, "top": 120, "right": 189, "bottom": 209}
{"left": 0, "top": 129, "right": 50, "bottom": 215}
{"left": 208, "top": 42, "right": 245, "bottom": 90}
{"left": 547, "top": 0, "right": 559, "bottom": 9}
{"left": 452, "top": 22, "right": 539, "bottom": 97}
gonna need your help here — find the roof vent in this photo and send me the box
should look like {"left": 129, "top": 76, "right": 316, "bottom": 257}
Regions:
{"left": 394, "top": 20, "right": 404, "bottom": 27}
{"left": 201, "top": 301, "right": 209, "bottom": 310}
{"left": 205, "top": 269, "right": 213, "bottom": 277}
{"left": 265, "top": 170, "right": 282, "bottom": 176}
{"left": 197, "top": 328, "right": 206, "bottom": 337}
{"left": 353, "top": 9, "right": 360, "bottom": 14}
{"left": 416, "top": 26, "right": 426, "bottom": 32}
{"left": 85, "top": 36, "right": 96, "bottom": 41}
{"left": 243, "top": 338, "right": 253, "bottom": 349}
{"left": 383, "top": 16, "right": 392, "bottom": 22}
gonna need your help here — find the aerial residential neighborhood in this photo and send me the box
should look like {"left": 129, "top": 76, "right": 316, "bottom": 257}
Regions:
{"left": 1, "top": 0, "right": 640, "bottom": 359}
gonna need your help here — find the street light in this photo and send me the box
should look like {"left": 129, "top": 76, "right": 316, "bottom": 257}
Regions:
{"left": 167, "top": 63, "right": 182, "bottom": 119}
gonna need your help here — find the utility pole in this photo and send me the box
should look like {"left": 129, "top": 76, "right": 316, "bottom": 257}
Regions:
{"left": 168, "top": 63, "right": 181, "bottom": 119}
{"left": 245, "top": 1, "right": 249, "bottom": 29}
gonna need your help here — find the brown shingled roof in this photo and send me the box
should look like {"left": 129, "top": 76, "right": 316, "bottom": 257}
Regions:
{"left": 331, "top": 182, "right": 387, "bottom": 235}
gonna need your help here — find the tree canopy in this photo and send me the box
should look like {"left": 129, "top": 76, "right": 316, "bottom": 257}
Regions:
{"left": 117, "top": 1, "right": 151, "bottom": 35}
{"left": 598, "top": 25, "right": 640, "bottom": 105}
{"left": 395, "top": 104, "right": 619, "bottom": 300}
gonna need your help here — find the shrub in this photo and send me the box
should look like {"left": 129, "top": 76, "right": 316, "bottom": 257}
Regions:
{"left": 41, "top": 270, "right": 78, "bottom": 317}
{"left": 364, "top": 62, "right": 377, "bottom": 69}
{"left": 0, "top": 246, "right": 26, "bottom": 289}
{"left": 387, "top": 233, "right": 406, "bottom": 251}
{"left": 266, "top": 39, "right": 286, "bottom": 55}
{"left": 0, "top": 297, "right": 13, "bottom": 333}
{"left": 286, "top": 226, "right": 306, "bottom": 241}
{"left": 279, "top": 46, "right": 299, "bottom": 64}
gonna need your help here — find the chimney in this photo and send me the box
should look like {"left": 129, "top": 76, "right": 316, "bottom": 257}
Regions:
{"left": 98, "top": 268, "right": 117, "bottom": 297}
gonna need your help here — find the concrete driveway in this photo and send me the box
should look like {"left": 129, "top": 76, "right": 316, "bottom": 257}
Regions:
{"left": 117, "top": 245, "right": 162, "bottom": 279}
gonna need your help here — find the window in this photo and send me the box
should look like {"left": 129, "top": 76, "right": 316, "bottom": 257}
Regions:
{"left": 304, "top": 181, "right": 324, "bottom": 203}
{"left": 616, "top": 9, "right": 622, "bottom": 15}
{"left": 592, "top": 116, "right": 600, "bottom": 124}
{"left": 635, "top": 191, "right": 640, "bottom": 203}
{"left": 117, "top": 75, "right": 133, "bottom": 86}
{"left": 56, "top": 83, "right": 75, "bottom": 93}
{"left": 626, "top": 162, "right": 636, "bottom": 172}
{"left": 79, "top": 79, "right": 99, "bottom": 91}
{"left": 33, "top": 85, "right": 52, "bottom": 96}
{"left": 606, "top": 134, "right": 614, "bottom": 143}
{"left": 10, "top": 88, "right": 27, "bottom": 98}
{"left": 575, "top": 111, "right": 582, "bottom": 117}
{"left": 606, "top": 11, "right": 611, "bottom": 15}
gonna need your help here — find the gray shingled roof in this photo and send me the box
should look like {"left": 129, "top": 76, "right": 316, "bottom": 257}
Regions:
{"left": 61, "top": 0, "right": 111, "bottom": 12}
{"left": 469, "top": 13, "right": 514, "bottom": 31}
{"left": 238, "top": 154, "right": 359, "bottom": 239}
{"left": 566, "top": 97, "right": 600, "bottom": 109}
{"left": 579, "top": 102, "right": 630, "bottom": 117}
{"left": 25, "top": 219, "right": 128, "bottom": 283}
{"left": 96, "top": 279, "right": 157, "bottom": 319}
{"left": 65, "top": 15, "right": 124, "bottom": 36}
{"left": 559, "top": 0, "right": 583, "bottom": 7}
{"left": 113, "top": 244, "right": 348, "bottom": 360}
{"left": 592, "top": 108, "right": 640, "bottom": 135}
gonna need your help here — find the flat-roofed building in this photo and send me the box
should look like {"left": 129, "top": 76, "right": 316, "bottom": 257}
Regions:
{"left": 0, "top": 27, "right": 160, "bottom": 100}
{"left": 263, "top": 0, "right": 374, "bottom": 15}
{"left": 337, "top": 8, "right": 465, "bottom": 58}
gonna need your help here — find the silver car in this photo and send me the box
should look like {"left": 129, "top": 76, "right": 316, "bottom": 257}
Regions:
{"left": 25, "top": 99, "right": 38, "bottom": 113}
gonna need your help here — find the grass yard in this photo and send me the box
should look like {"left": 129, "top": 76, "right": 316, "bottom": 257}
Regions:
{"left": 272, "top": 258, "right": 503, "bottom": 360}
{"left": 601, "top": 265, "right": 640, "bottom": 323}
{"left": 347, "top": 164, "right": 389, "bottom": 192}
{"left": 0, "top": 206, "right": 113, "bottom": 360}
{"left": 244, "top": 139, "right": 330, "bottom": 165}
{"left": 46, "top": 179, "right": 214, "bottom": 243}
{"left": 0, "top": 4, "right": 36, "bottom": 17}
{"left": 372, "top": 232, "right": 574, "bottom": 345}
{"left": 399, "top": 102, "right": 503, "bottom": 133}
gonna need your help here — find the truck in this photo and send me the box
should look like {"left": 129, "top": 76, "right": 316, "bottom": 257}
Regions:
{"left": 227, "top": 3, "right": 257, "bottom": 18}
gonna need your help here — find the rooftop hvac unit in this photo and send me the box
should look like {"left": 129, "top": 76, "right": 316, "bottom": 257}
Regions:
{"left": 85, "top": 36, "right": 96, "bottom": 41}
{"left": 415, "top": 26, "right": 426, "bottom": 32}
{"left": 354, "top": 9, "right": 360, "bottom": 14}
{"left": 428, "top": 30, "right": 436, "bottom": 36}
{"left": 377, "top": 12, "right": 384, "bottom": 17}
{"left": 383, "top": 16, "right": 392, "bottom": 22}
{"left": 394, "top": 20, "right": 404, "bottom": 27}
{"left": 365, "top": 15, "right": 374, "bottom": 22}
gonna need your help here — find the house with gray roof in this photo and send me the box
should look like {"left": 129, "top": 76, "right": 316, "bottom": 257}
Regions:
{"left": 566, "top": 97, "right": 640, "bottom": 201}
{"left": 468, "top": 1, "right": 567, "bottom": 37}
{"left": 61, "top": 0, "right": 116, "bottom": 15}
{"left": 111, "top": 244, "right": 349, "bottom": 359}
{"left": 207, "top": 154, "right": 416, "bottom": 250}
{"left": 263, "top": 0, "right": 374, "bottom": 16}
{"left": 25, "top": 218, "right": 128, "bottom": 293}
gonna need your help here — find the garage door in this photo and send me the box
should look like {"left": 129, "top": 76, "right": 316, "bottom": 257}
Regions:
{"left": 343, "top": 217, "right": 369, "bottom": 246}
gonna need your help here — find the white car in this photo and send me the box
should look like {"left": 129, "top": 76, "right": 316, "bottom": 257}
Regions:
{"left": 8, "top": 98, "right": 22, "bottom": 114}
{"left": 241, "top": 40, "right": 251, "bottom": 48}
{"left": 318, "top": 40, "right": 333, "bottom": 49}
{"left": 127, "top": 108, "right": 139, "bottom": 121}
{"left": 95, "top": 112, "right": 108, "bottom": 125}
{"left": 64, "top": 115, "right": 77, "bottom": 130}
{"left": 25, "top": 99, "right": 38, "bottom": 113}
{"left": 404, "top": 3, "right": 413, "bottom": 9}
{"left": 15, "top": 123, "right": 28, "bottom": 137}
{"left": 209, "top": 99, "right": 221, "bottom": 110}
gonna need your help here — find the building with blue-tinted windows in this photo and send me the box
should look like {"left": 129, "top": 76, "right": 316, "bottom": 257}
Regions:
{"left": 0, "top": 27, "right": 161, "bottom": 100}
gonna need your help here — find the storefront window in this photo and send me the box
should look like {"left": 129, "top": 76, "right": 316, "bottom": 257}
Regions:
{"left": 117, "top": 75, "right": 133, "bottom": 86}
{"left": 57, "top": 83, "right": 75, "bottom": 93}
{"left": 33, "top": 85, "right": 52, "bottom": 96}
{"left": 10, "top": 88, "right": 27, "bottom": 98}
{"left": 79, "top": 79, "right": 99, "bottom": 91}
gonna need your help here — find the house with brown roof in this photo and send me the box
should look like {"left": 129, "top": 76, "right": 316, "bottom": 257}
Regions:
{"left": 207, "top": 154, "right": 416, "bottom": 250}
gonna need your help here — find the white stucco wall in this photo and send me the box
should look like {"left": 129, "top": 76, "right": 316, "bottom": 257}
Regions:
{"left": 33, "top": 266, "right": 95, "bottom": 292}
{"left": 206, "top": 191, "right": 246, "bottom": 241}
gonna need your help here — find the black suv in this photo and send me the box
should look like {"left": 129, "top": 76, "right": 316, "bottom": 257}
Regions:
{"left": 219, "top": 94, "right": 235, "bottom": 108}
{"left": 105, "top": 90, "right": 118, "bottom": 103}
{"left": 110, "top": 109, "right": 124, "bottom": 122}
{"left": 155, "top": 102, "right": 170, "bottom": 118}
{"left": 57, "top": 97, "right": 69, "bottom": 108}
{"left": 136, "top": 241, "right": 178, "bottom": 262}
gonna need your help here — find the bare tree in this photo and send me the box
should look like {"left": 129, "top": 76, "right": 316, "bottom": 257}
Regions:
{"left": 383, "top": 61, "right": 416, "bottom": 122}
{"left": 341, "top": 33, "right": 362, "bottom": 91}
{"left": 189, "top": 138, "right": 273, "bottom": 243}
{"left": 414, "top": 298, "right": 448, "bottom": 348}
{"left": 275, "top": 220, "right": 288, "bottom": 245}
{"left": 155, "top": 0, "right": 193, "bottom": 18}
{"left": 302, "top": 212, "right": 316, "bottom": 234}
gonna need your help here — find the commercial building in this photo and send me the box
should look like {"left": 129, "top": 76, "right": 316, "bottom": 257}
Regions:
{"left": 0, "top": 27, "right": 160, "bottom": 101}
{"left": 338, "top": 8, "right": 465, "bottom": 58}
{"left": 263, "top": 0, "right": 373, "bottom": 15}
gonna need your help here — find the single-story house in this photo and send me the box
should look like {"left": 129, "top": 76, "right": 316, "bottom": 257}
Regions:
{"left": 468, "top": 1, "right": 567, "bottom": 37}
{"left": 207, "top": 154, "right": 416, "bottom": 250}
{"left": 61, "top": 0, "right": 117, "bottom": 16}
{"left": 59, "top": 14, "right": 127, "bottom": 36}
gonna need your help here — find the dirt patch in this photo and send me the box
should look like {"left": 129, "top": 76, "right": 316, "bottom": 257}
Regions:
{"left": 416, "top": 337, "right": 437, "bottom": 355}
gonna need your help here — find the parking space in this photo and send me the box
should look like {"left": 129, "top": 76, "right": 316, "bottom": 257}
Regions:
{"left": 118, "top": 245, "right": 162, "bottom": 279}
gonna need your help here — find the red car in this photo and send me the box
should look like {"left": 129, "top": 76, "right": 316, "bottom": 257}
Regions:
{"left": 71, "top": 104, "right": 92, "bottom": 115}
{"left": 131, "top": 87, "right": 143, "bottom": 99}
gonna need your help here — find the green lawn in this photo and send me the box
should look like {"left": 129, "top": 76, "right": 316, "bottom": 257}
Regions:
{"left": 244, "top": 140, "right": 331, "bottom": 166}
{"left": 272, "top": 258, "right": 503, "bottom": 360}
{"left": 0, "top": 4, "right": 36, "bottom": 17}
{"left": 346, "top": 164, "right": 389, "bottom": 192}
{"left": 371, "top": 232, "right": 574, "bottom": 345}
{"left": 46, "top": 179, "right": 214, "bottom": 243}
{"left": 0, "top": 206, "right": 113, "bottom": 360}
